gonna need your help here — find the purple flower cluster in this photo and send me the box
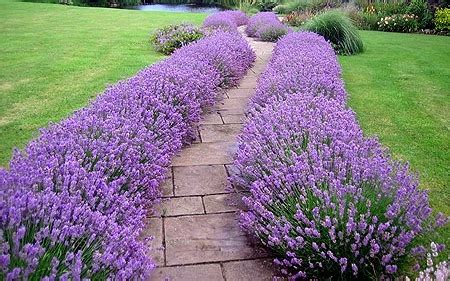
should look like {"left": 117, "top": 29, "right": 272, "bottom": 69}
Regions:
{"left": 203, "top": 10, "right": 248, "bottom": 31}
{"left": 151, "top": 23, "right": 204, "bottom": 55}
{"left": 233, "top": 32, "right": 445, "bottom": 279}
{"left": 245, "top": 12, "right": 290, "bottom": 42}
{"left": 0, "top": 29, "right": 255, "bottom": 279}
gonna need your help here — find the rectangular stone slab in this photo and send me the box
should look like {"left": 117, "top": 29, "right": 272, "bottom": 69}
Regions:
{"left": 149, "top": 264, "right": 224, "bottom": 281}
{"left": 199, "top": 124, "right": 242, "bottom": 143}
{"left": 165, "top": 213, "right": 268, "bottom": 265}
{"left": 172, "top": 142, "right": 235, "bottom": 166}
{"left": 159, "top": 196, "right": 204, "bottom": 217}
{"left": 173, "top": 165, "right": 228, "bottom": 196}
{"left": 222, "top": 259, "right": 278, "bottom": 281}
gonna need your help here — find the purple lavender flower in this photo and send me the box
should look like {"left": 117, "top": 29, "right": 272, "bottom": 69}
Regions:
{"left": 1, "top": 26, "right": 255, "bottom": 279}
{"left": 232, "top": 32, "right": 443, "bottom": 279}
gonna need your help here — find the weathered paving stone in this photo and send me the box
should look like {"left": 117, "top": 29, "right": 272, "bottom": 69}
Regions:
{"left": 226, "top": 88, "right": 254, "bottom": 98}
{"left": 141, "top": 218, "right": 164, "bottom": 266}
{"left": 199, "top": 124, "right": 242, "bottom": 143}
{"left": 173, "top": 165, "right": 228, "bottom": 196}
{"left": 160, "top": 169, "right": 174, "bottom": 197}
{"left": 160, "top": 196, "right": 204, "bottom": 217}
{"left": 216, "top": 98, "right": 249, "bottom": 113}
{"left": 172, "top": 142, "right": 235, "bottom": 166}
{"left": 165, "top": 213, "right": 268, "bottom": 265}
{"left": 221, "top": 114, "right": 246, "bottom": 124}
{"left": 203, "top": 193, "right": 245, "bottom": 213}
{"left": 200, "top": 113, "right": 223, "bottom": 125}
{"left": 222, "top": 259, "right": 280, "bottom": 281}
{"left": 236, "top": 78, "right": 258, "bottom": 89}
{"left": 149, "top": 264, "right": 224, "bottom": 281}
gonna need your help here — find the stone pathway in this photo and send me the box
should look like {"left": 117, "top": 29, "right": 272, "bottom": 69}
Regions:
{"left": 143, "top": 30, "right": 277, "bottom": 281}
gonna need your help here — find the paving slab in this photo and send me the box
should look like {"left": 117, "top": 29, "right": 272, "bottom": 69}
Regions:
{"left": 221, "top": 114, "right": 246, "bottom": 124}
{"left": 216, "top": 98, "right": 249, "bottom": 113}
{"left": 226, "top": 88, "right": 255, "bottom": 99}
{"left": 149, "top": 264, "right": 224, "bottom": 281}
{"left": 222, "top": 259, "right": 280, "bottom": 281}
{"left": 200, "top": 113, "right": 223, "bottom": 125}
{"left": 141, "top": 218, "right": 164, "bottom": 266}
{"left": 203, "top": 193, "right": 245, "bottom": 213}
{"left": 199, "top": 124, "right": 242, "bottom": 143}
{"left": 160, "top": 170, "right": 174, "bottom": 197}
{"left": 165, "top": 213, "right": 268, "bottom": 265}
{"left": 173, "top": 165, "right": 228, "bottom": 196}
{"left": 159, "top": 196, "right": 204, "bottom": 217}
{"left": 172, "top": 142, "right": 235, "bottom": 166}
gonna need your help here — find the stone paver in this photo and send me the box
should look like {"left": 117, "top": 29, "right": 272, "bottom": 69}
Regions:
{"left": 142, "top": 29, "right": 277, "bottom": 280}
{"left": 173, "top": 165, "right": 228, "bottom": 196}
{"left": 172, "top": 141, "right": 235, "bottom": 166}
{"left": 199, "top": 124, "right": 242, "bottom": 143}
{"left": 141, "top": 218, "right": 164, "bottom": 266}
{"left": 165, "top": 213, "right": 268, "bottom": 265}
{"left": 203, "top": 193, "right": 245, "bottom": 213}
{"left": 159, "top": 196, "right": 204, "bottom": 217}
{"left": 221, "top": 114, "right": 246, "bottom": 124}
{"left": 223, "top": 259, "right": 279, "bottom": 281}
{"left": 149, "top": 264, "right": 223, "bottom": 281}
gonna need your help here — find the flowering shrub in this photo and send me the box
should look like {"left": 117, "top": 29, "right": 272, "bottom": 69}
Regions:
{"left": 434, "top": 8, "right": 450, "bottom": 31}
{"left": 246, "top": 12, "right": 290, "bottom": 42}
{"left": 377, "top": 14, "right": 419, "bottom": 33}
{"left": 203, "top": 10, "right": 248, "bottom": 31}
{"left": 0, "top": 26, "right": 255, "bottom": 279}
{"left": 151, "top": 23, "right": 204, "bottom": 55}
{"left": 232, "top": 32, "right": 446, "bottom": 279}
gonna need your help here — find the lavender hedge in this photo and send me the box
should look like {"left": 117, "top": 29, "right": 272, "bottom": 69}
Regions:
{"left": 203, "top": 10, "right": 248, "bottom": 31}
{"left": 245, "top": 12, "right": 290, "bottom": 42}
{"left": 232, "top": 32, "right": 446, "bottom": 279}
{"left": 0, "top": 29, "right": 255, "bottom": 279}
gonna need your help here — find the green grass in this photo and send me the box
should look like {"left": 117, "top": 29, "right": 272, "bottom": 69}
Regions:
{"left": 339, "top": 31, "right": 449, "bottom": 255}
{"left": 0, "top": 0, "right": 206, "bottom": 165}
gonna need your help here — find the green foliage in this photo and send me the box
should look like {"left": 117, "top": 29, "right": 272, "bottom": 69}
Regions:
{"left": 434, "top": 8, "right": 450, "bottom": 31}
{"left": 377, "top": 14, "right": 419, "bottom": 33}
{"left": 407, "top": 0, "right": 432, "bottom": 28}
{"left": 304, "top": 11, "right": 363, "bottom": 55}
{"left": 151, "top": 23, "right": 204, "bottom": 55}
{"left": 257, "top": 0, "right": 278, "bottom": 11}
{"left": 24, "top": 0, "right": 140, "bottom": 7}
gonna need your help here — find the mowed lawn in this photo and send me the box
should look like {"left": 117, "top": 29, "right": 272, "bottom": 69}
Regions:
{"left": 0, "top": 0, "right": 206, "bottom": 165}
{"left": 339, "top": 31, "right": 450, "bottom": 221}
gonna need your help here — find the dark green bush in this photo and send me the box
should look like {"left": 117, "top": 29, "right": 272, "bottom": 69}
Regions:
{"left": 304, "top": 11, "right": 363, "bottom": 55}
{"left": 257, "top": 0, "right": 278, "bottom": 11}
{"left": 407, "top": 0, "right": 433, "bottom": 28}
{"left": 151, "top": 23, "right": 204, "bottom": 55}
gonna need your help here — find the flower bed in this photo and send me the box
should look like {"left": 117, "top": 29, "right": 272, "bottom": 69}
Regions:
{"left": 245, "top": 12, "right": 290, "bottom": 42}
{"left": 232, "top": 32, "right": 445, "bottom": 279}
{"left": 0, "top": 26, "right": 255, "bottom": 279}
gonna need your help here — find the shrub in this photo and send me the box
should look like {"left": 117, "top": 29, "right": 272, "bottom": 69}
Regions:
{"left": 434, "top": 8, "right": 450, "bottom": 31}
{"left": 257, "top": 0, "right": 278, "bottom": 12}
{"left": 246, "top": 12, "right": 290, "bottom": 41}
{"left": 407, "top": 0, "right": 432, "bottom": 28}
{"left": 151, "top": 23, "right": 204, "bottom": 55}
{"left": 283, "top": 11, "right": 315, "bottom": 27}
{"left": 0, "top": 24, "right": 255, "bottom": 279}
{"left": 377, "top": 14, "right": 419, "bottom": 33}
{"left": 203, "top": 10, "right": 249, "bottom": 31}
{"left": 258, "top": 24, "right": 290, "bottom": 41}
{"left": 232, "top": 31, "right": 446, "bottom": 280}
{"left": 304, "top": 11, "right": 363, "bottom": 55}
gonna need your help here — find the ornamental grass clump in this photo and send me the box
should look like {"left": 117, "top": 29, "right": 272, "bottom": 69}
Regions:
{"left": 232, "top": 32, "right": 447, "bottom": 279}
{"left": 151, "top": 23, "right": 204, "bottom": 55}
{"left": 304, "top": 10, "right": 363, "bottom": 55}
{"left": 0, "top": 27, "right": 255, "bottom": 279}
{"left": 246, "top": 12, "right": 290, "bottom": 42}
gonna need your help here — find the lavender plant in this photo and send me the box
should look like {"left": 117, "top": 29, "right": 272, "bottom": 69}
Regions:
{"left": 151, "top": 23, "right": 204, "bottom": 55}
{"left": 246, "top": 12, "right": 290, "bottom": 42}
{"left": 232, "top": 32, "right": 447, "bottom": 279}
{"left": 0, "top": 26, "right": 255, "bottom": 279}
{"left": 203, "top": 11, "right": 248, "bottom": 31}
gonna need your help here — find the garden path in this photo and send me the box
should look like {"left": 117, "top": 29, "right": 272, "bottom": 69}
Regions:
{"left": 143, "top": 29, "right": 278, "bottom": 280}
